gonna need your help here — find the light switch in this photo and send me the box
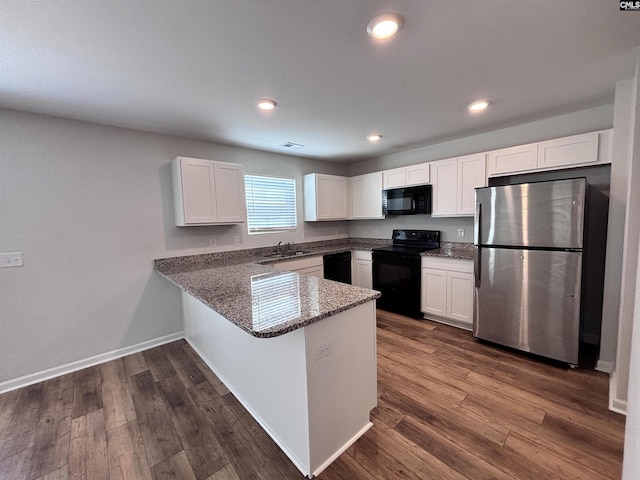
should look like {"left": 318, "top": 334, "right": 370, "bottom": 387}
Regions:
{"left": 1, "top": 252, "right": 24, "bottom": 268}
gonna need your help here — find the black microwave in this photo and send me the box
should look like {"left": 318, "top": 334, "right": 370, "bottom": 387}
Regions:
{"left": 382, "top": 185, "right": 432, "bottom": 215}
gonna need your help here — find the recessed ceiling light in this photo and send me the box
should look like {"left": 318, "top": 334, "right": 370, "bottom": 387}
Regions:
{"left": 257, "top": 99, "right": 277, "bottom": 111}
{"left": 367, "top": 13, "right": 403, "bottom": 40}
{"left": 367, "top": 134, "right": 383, "bottom": 142}
{"left": 467, "top": 100, "right": 490, "bottom": 113}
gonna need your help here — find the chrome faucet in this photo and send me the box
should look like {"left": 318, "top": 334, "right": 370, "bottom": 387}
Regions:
{"left": 275, "top": 241, "right": 282, "bottom": 254}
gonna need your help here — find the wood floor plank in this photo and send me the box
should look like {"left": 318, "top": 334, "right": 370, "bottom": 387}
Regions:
{"left": 216, "top": 391, "right": 303, "bottom": 479}
{"left": 158, "top": 376, "right": 229, "bottom": 479}
{"left": 128, "top": 370, "right": 182, "bottom": 467}
{"left": 34, "top": 464, "right": 68, "bottom": 480}
{"left": 182, "top": 345, "right": 230, "bottom": 396}
{"left": 165, "top": 348, "right": 207, "bottom": 389}
{"left": 378, "top": 354, "right": 467, "bottom": 405}
{"left": 320, "top": 449, "right": 377, "bottom": 480}
{"left": 27, "top": 373, "right": 74, "bottom": 480}
{"left": 150, "top": 450, "right": 197, "bottom": 480}
{"left": 122, "top": 352, "right": 148, "bottom": 377}
{"left": 0, "top": 382, "right": 43, "bottom": 461}
{"left": 71, "top": 365, "right": 102, "bottom": 420}
{"left": 188, "top": 382, "right": 286, "bottom": 480}
{"left": 465, "top": 370, "right": 625, "bottom": 441}
{"left": 68, "top": 408, "right": 107, "bottom": 480}
{"left": 504, "top": 431, "right": 612, "bottom": 480}
{"left": 396, "top": 414, "right": 561, "bottom": 480}
{"left": 0, "top": 388, "right": 21, "bottom": 434}
{"left": 100, "top": 359, "right": 136, "bottom": 432}
{"left": 0, "top": 447, "right": 33, "bottom": 480}
{"left": 105, "top": 420, "right": 152, "bottom": 480}
{"left": 142, "top": 346, "right": 176, "bottom": 383}
{"left": 205, "top": 464, "right": 242, "bottom": 480}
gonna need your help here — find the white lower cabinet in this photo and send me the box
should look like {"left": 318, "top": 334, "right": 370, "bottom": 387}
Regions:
{"left": 352, "top": 251, "right": 372, "bottom": 289}
{"left": 421, "top": 257, "right": 473, "bottom": 330}
{"left": 272, "top": 256, "right": 324, "bottom": 278}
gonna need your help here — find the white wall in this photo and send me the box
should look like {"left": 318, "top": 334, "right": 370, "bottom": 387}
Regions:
{"left": 0, "top": 108, "right": 347, "bottom": 388}
{"left": 612, "top": 51, "right": 640, "bottom": 414}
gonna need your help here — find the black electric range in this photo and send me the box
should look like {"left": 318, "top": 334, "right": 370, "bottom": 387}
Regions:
{"left": 372, "top": 229, "right": 440, "bottom": 318}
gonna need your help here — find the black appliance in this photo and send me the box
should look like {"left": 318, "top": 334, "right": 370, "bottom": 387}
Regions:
{"left": 382, "top": 185, "right": 432, "bottom": 215}
{"left": 323, "top": 251, "right": 352, "bottom": 284}
{"left": 372, "top": 229, "right": 440, "bottom": 318}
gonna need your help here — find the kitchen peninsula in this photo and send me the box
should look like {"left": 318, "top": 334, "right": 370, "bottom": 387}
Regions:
{"left": 154, "top": 242, "right": 381, "bottom": 478}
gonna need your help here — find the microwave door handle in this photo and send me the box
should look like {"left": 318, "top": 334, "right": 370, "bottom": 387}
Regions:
{"left": 412, "top": 194, "right": 416, "bottom": 210}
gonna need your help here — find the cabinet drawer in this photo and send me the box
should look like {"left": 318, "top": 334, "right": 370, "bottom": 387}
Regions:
{"left": 353, "top": 250, "right": 372, "bottom": 261}
{"left": 421, "top": 257, "right": 473, "bottom": 273}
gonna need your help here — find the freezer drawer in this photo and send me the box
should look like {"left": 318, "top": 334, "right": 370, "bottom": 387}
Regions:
{"left": 473, "top": 247, "right": 582, "bottom": 364}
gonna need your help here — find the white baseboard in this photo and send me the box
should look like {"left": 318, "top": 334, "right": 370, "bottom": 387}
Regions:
{"left": 609, "top": 369, "right": 628, "bottom": 415}
{"left": 311, "top": 421, "right": 373, "bottom": 478}
{"left": 596, "top": 360, "right": 614, "bottom": 373}
{"left": 0, "top": 331, "right": 184, "bottom": 394}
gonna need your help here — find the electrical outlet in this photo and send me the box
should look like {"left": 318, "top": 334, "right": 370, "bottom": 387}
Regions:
{"left": 315, "top": 342, "right": 332, "bottom": 360}
{"left": 457, "top": 228, "right": 465, "bottom": 238}
{"left": 209, "top": 237, "right": 217, "bottom": 247}
{"left": 233, "top": 236, "right": 240, "bottom": 245}
{"left": 1, "top": 252, "right": 24, "bottom": 268}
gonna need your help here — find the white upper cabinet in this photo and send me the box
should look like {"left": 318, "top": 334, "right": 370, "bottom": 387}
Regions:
{"left": 457, "top": 153, "right": 487, "bottom": 215}
{"left": 537, "top": 132, "right": 599, "bottom": 170}
{"left": 213, "top": 162, "right": 247, "bottom": 223}
{"left": 351, "top": 172, "right": 384, "bottom": 220}
{"left": 487, "top": 131, "right": 607, "bottom": 177}
{"left": 431, "top": 153, "right": 486, "bottom": 217}
{"left": 383, "top": 163, "right": 430, "bottom": 189}
{"left": 304, "top": 173, "right": 348, "bottom": 221}
{"left": 172, "top": 156, "right": 246, "bottom": 226}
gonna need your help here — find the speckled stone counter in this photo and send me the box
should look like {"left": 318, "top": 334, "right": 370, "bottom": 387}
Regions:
{"left": 154, "top": 238, "right": 384, "bottom": 338}
{"left": 422, "top": 241, "right": 474, "bottom": 260}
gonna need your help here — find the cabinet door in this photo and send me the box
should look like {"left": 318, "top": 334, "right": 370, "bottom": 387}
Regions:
{"left": 351, "top": 175, "right": 367, "bottom": 218}
{"left": 297, "top": 265, "right": 324, "bottom": 278}
{"left": 354, "top": 259, "right": 372, "bottom": 289}
{"left": 487, "top": 143, "right": 538, "bottom": 176}
{"left": 366, "top": 172, "right": 384, "bottom": 218}
{"left": 316, "top": 175, "right": 335, "bottom": 220}
{"left": 179, "top": 157, "right": 218, "bottom": 224}
{"left": 446, "top": 271, "right": 473, "bottom": 326}
{"left": 421, "top": 268, "right": 447, "bottom": 316}
{"left": 214, "top": 162, "right": 246, "bottom": 223}
{"left": 383, "top": 168, "right": 406, "bottom": 189}
{"left": 405, "top": 163, "right": 430, "bottom": 186}
{"left": 331, "top": 176, "right": 348, "bottom": 219}
{"left": 431, "top": 158, "right": 458, "bottom": 217}
{"left": 457, "top": 154, "right": 486, "bottom": 216}
{"left": 537, "top": 132, "right": 599, "bottom": 170}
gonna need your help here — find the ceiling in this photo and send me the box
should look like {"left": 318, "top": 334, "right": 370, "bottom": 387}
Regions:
{"left": 2, "top": 1, "right": 640, "bottom": 162}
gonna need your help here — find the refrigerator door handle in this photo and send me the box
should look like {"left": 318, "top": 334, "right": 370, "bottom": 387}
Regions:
{"left": 474, "top": 202, "right": 481, "bottom": 246}
{"left": 474, "top": 202, "right": 481, "bottom": 287}
{"left": 474, "top": 246, "right": 481, "bottom": 287}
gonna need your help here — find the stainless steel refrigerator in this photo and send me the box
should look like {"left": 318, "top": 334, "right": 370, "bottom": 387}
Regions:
{"left": 473, "top": 178, "right": 587, "bottom": 365}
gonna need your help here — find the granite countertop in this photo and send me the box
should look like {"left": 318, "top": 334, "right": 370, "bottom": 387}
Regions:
{"left": 422, "top": 242, "right": 474, "bottom": 260}
{"left": 154, "top": 238, "right": 387, "bottom": 338}
{"left": 154, "top": 238, "right": 474, "bottom": 338}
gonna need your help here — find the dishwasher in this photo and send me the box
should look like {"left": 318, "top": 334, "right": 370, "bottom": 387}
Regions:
{"left": 323, "top": 251, "right": 352, "bottom": 284}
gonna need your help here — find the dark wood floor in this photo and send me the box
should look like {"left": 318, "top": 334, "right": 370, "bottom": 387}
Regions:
{"left": 0, "top": 310, "right": 625, "bottom": 479}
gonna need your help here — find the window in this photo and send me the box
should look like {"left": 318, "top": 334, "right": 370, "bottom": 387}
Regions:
{"left": 244, "top": 175, "right": 297, "bottom": 234}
